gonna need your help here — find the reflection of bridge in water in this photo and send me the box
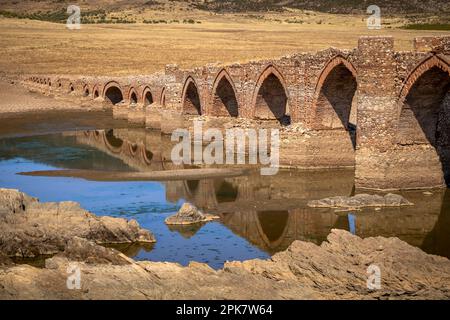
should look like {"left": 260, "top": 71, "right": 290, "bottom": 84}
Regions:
{"left": 75, "top": 129, "right": 450, "bottom": 258}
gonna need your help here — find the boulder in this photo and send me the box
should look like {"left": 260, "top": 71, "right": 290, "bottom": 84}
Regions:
{"left": 0, "top": 189, "right": 155, "bottom": 258}
{"left": 165, "top": 203, "right": 219, "bottom": 225}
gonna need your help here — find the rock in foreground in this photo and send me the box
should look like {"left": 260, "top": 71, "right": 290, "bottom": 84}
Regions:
{"left": 165, "top": 203, "right": 219, "bottom": 225}
{"left": 0, "top": 229, "right": 448, "bottom": 300}
{"left": 308, "top": 193, "right": 413, "bottom": 209}
{"left": 0, "top": 188, "right": 155, "bottom": 258}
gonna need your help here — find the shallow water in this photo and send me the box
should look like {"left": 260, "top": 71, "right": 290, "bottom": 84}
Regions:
{"left": 0, "top": 129, "right": 449, "bottom": 268}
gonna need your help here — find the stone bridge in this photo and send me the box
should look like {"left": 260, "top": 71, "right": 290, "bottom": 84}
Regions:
{"left": 25, "top": 36, "right": 450, "bottom": 190}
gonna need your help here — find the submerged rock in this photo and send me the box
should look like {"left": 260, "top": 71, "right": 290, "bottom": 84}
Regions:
{"left": 165, "top": 203, "right": 219, "bottom": 225}
{"left": 308, "top": 193, "right": 413, "bottom": 209}
{"left": 0, "top": 188, "right": 155, "bottom": 258}
{"left": 0, "top": 230, "right": 448, "bottom": 300}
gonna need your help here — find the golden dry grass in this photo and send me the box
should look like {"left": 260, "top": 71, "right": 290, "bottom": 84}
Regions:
{"left": 0, "top": 13, "right": 449, "bottom": 76}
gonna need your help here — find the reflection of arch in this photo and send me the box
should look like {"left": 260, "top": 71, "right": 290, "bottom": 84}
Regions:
{"left": 103, "top": 81, "right": 124, "bottom": 105}
{"left": 182, "top": 76, "right": 202, "bottom": 115}
{"left": 142, "top": 147, "right": 154, "bottom": 164}
{"left": 312, "top": 55, "right": 358, "bottom": 148}
{"left": 129, "top": 142, "right": 139, "bottom": 156}
{"left": 210, "top": 69, "right": 238, "bottom": 117}
{"left": 252, "top": 65, "right": 289, "bottom": 125}
{"left": 256, "top": 210, "right": 291, "bottom": 249}
{"left": 398, "top": 55, "right": 450, "bottom": 104}
{"left": 396, "top": 55, "right": 450, "bottom": 185}
{"left": 142, "top": 87, "right": 154, "bottom": 107}
{"left": 103, "top": 129, "right": 124, "bottom": 153}
{"left": 215, "top": 180, "right": 239, "bottom": 203}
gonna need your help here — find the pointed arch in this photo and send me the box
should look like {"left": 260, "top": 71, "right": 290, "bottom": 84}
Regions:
{"left": 92, "top": 84, "right": 100, "bottom": 98}
{"left": 103, "top": 81, "right": 124, "bottom": 105}
{"left": 210, "top": 69, "right": 239, "bottom": 117}
{"left": 142, "top": 86, "right": 154, "bottom": 107}
{"left": 252, "top": 65, "right": 289, "bottom": 125}
{"left": 127, "top": 87, "right": 138, "bottom": 107}
{"left": 182, "top": 76, "right": 202, "bottom": 115}
{"left": 312, "top": 55, "right": 358, "bottom": 148}
{"left": 396, "top": 54, "right": 450, "bottom": 186}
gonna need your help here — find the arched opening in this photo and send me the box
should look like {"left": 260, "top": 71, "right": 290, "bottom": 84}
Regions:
{"left": 69, "top": 84, "right": 74, "bottom": 92}
{"left": 183, "top": 79, "right": 201, "bottom": 115}
{"left": 48, "top": 81, "right": 52, "bottom": 87}
{"left": 186, "top": 180, "right": 199, "bottom": 193}
{"left": 105, "top": 86, "right": 123, "bottom": 105}
{"left": 212, "top": 74, "right": 238, "bottom": 117}
{"left": 129, "top": 91, "right": 138, "bottom": 106}
{"left": 93, "top": 89, "right": 99, "bottom": 98}
{"left": 58, "top": 82, "right": 62, "bottom": 88}
{"left": 257, "top": 210, "right": 289, "bottom": 244}
{"left": 144, "top": 91, "right": 154, "bottom": 107}
{"left": 255, "top": 72, "right": 289, "bottom": 125}
{"left": 397, "top": 66, "right": 450, "bottom": 186}
{"left": 215, "top": 181, "right": 238, "bottom": 203}
{"left": 315, "top": 62, "right": 358, "bottom": 148}
{"left": 83, "top": 87, "right": 90, "bottom": 97}
{"left": 105, "top": 129, "right": 123, "bottom": 149}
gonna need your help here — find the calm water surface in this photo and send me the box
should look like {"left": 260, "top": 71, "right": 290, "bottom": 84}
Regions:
{"left": 0, "top": 129, "right": 449, "bottom": 268}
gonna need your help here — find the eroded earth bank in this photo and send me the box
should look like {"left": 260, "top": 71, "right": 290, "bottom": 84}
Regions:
{"left": 0, "top": 188, "right": 449, "bottom": 300}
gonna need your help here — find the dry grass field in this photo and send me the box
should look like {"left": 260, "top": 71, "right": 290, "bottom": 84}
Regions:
{"left": 0, "top": 11, "right": 449, "bottom": 76}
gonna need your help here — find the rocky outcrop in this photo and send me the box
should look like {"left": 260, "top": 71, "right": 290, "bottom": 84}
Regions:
{"left": 165, "top": 203, "right": 219, "bottom": 225}
{"left": 0, "top": 189, "right": 155, "bottom": 258}
{"left": 308, "top": 193, "right": 414, "bottom": 209}
{"left": 0, "top": 229, "right": 449, "bottom": 300}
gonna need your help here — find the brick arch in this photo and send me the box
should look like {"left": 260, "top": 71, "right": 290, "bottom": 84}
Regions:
{"left": 102, "top": 81, "right": 124, "bottom": 105}
{"left": 396, "top": 55, "right": 450, "bottom": 186}
{"left": 141, "top": 86, "right": 154, "bottom": 107}
{"left": 210, "top": 69, "right": 239, "bottom": 117}
{"left": 398, "top": 55, "right": 450, "bottom": 105}
{"left": 127, "top": 87, "right": 138, "bottom": 106}
{"left": 181, "top": 76, "right": 202, "bottom": 115}
{"left": 252, "top": 65, "right": 289, "bottom": 125}
{"left": 312, "top": 55, "right": 358, "bottom": 148}
{"left": 92, "top": 84, "right": 100, "bottom": 98}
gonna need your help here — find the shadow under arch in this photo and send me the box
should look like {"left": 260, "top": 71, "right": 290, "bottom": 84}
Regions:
{"left": 252, "top": 65, "right": 290, "bottom": 125}
{"left": 214, "top": 180, "right": 239, "bottom": 203}
{"left": 210, "top": 69, "right": 239, "bottom": 117}
{"left": 256, "top": 210, "right": 291, "bottom": 250}
{"left": 312, "top": 55, "right": 358, "bottom": 149}
{"left": 397, "top": 55, "right": 450, "bottom": 186}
